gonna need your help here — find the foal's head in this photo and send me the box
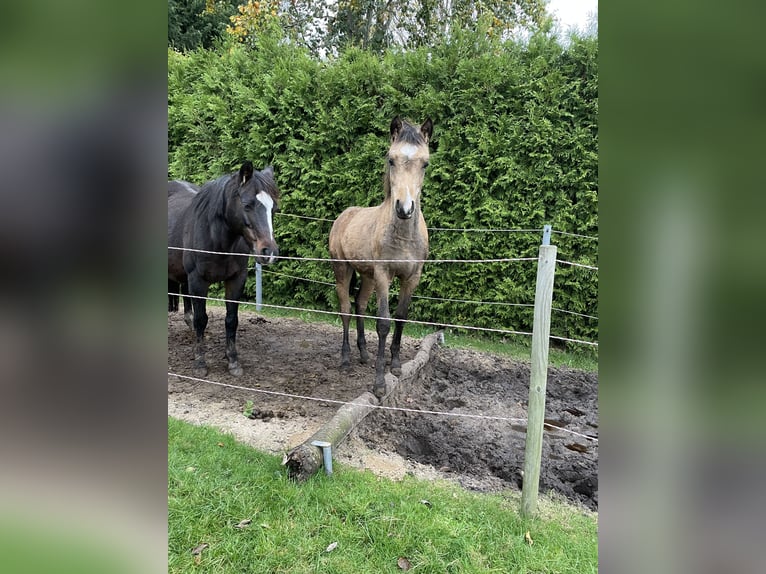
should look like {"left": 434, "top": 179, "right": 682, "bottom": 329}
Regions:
{"left": 235, "top": 161, "right": 280, "bottom": 264}
{"left": 386, "top": 116, "right": 433, "bottom": 220}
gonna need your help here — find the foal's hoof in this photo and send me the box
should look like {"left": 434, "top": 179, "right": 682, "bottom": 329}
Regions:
{"left": 340, "top": 361, "right": 351, "bottom": 372}
{"left": 391, "top": 366, "right": 402, "bottom": 377}
{"left": 193, "top": 365, "right": 209, "bottom": 378}
{"left": 228, "top": 364, "right": 244, "bottom": 377}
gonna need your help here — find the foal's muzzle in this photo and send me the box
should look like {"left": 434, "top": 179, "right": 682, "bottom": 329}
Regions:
{"left": 395, "top": 199, "right": 414, "bottom": 219}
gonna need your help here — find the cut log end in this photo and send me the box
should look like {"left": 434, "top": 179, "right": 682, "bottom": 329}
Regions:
{"left": 284, "top": 443, "right": 323, "bottom": 482}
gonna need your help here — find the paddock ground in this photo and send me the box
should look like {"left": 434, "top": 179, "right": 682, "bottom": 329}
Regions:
{"left": 168, "top": 306, "right": 598, "bottom": 510}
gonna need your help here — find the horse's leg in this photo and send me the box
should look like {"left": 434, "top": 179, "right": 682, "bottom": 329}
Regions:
{"left": 334, "top": 263, "right": 353, "bottom": 370}
{"left": 223, "top": 271, "right": 247, "bottom": 377}
{"left": 389, "top": 277, "right": 419, "bottom": 376}
{"left": 188, "top": 275, "right": 211, "bottom": 376}
{"left": 168, "top": 279, "right": 179, "bottom": 312}
{"left": 181, "top": 283, "right": 193, "bottom": 330}
{"left": 373, "top": 273, "right": 391, "bottom": 398}
{"left": 355, "top": 275, "right": 375, "bottom": 364}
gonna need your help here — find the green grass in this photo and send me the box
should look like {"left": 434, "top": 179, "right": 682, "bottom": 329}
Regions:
{"left": 169, "top": 418, "right": 597, "bottom": 573}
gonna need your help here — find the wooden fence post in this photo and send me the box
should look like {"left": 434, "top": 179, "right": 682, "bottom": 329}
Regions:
{"left": 521, "top": 225, "right": 557, "bottom": 518}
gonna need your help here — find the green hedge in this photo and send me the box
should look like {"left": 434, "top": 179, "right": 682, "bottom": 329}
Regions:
{"left": 168, "top": 29, "right": 598, "bottom": 353}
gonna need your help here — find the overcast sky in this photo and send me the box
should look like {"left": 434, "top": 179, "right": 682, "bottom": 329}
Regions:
{"left": 546, "top": 0, "right": 598, "bottom": 33}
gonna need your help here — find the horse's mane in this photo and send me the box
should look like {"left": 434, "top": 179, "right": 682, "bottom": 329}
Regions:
{"left": 250, "top": 168, "right": 280, "bottom": 203}
{"left": 192, "top": 168, "right": 280, "bottom": 222}
{"left": 393, "top": 119, "right": 428, "bottom": 146}
{"left": 192, "top": 174, "right": 230, "bottom": 221}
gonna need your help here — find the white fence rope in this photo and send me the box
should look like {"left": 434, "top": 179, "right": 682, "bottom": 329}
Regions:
{"left": 276, "top": 212, "right": 599, "bottom": 242}
{"left": 259, "top": 268, "right": 599, "bottom": 321}
{"left": 550, "top": 229, "right": 599, "bottom": 241}
{"left": 168, "top": 291, "right": 599, "bottom": 347}
{"left": 168, "top": 245, "right": 599, "bottom": 344}
{"left": 428, "top": 226, "right": 542, "bottom": 234}
{"left": 556, "top": 259, "right": 598, "bottom": 271}
{"left": 169, "top": 245, "right": 597, "bottom": 270}
{"left": 169, "top": 292, "right": 536, "bottom": 338}
{"left": 167, "top": 246, "right": 536, "bottom": 264}
{"left": 167, "top": 372, "right": 599, "bottom": 443}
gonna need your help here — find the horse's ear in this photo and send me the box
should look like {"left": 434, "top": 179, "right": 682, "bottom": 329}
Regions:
{"left": 420, "top": 118, "right": 433, "bottom": 143}
{"left": 262, "top": 165, "right": 274, "bottom": 177}
{"left": 239, "top": 161, "right": 254, "bottom": 184}
{"left": 390, "top": 116, "right": 403, "bottom": 141}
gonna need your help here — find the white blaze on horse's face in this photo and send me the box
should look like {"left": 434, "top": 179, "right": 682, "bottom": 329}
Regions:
{"left": 251, "top": 191, "right": 277, "bottom": 264}
{"left": 240, "top": 186, "right": 279, "bottom": 265}
{"left": 257, "top": 191, "right": 275, "bottom": 241}
{"left": 388, "top": 140, "right": 430, "bottom": 220}
{"left": 400, "top": 144, "right": 418, "bottom": 159}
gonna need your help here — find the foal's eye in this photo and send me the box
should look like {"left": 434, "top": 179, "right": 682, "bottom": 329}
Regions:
{"left": 388, "top": 158, "right": 394, "bottom": 166}
{"left": 423, "top": 161, "right": 429, "bottom": 168}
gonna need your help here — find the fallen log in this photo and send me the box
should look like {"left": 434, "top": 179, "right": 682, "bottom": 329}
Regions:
{"left": 283, "top": 331, "right": 443, "bottom": 481}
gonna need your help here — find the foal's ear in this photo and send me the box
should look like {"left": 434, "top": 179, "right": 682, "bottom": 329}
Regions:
{"left": 420, "top": 118, "right": 433, "bottom": 143}
{"left": 239, "top": 161, "right": 254, "bottom": 184}
{"left": 390, "top": 115, "right": 403, "bottom": 141}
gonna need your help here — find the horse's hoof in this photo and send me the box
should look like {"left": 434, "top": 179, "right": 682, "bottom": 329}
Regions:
{"left": 391, "top": 366, "right": 402, "bottom": 377}
{"left": 373, "top": 383, "right": 386, "bottom": 399}
{"left": 340, "top": 362, "right": 351, "bottom": 372}
{"left": 193, "top": 365, "right": 208, "bottom": 378}
{"left": 228, "top": 365, "right": 243, "bottom": 377}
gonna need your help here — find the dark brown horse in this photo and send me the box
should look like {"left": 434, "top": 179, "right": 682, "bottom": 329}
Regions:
{"left": 168, "top": 162, "right": 279, "bottom": 376}
{"left": 329, "top": 116, "right": 432, "bottom": 397}
{"left": 168, "top": 180, "right": 200, "bottom": 313}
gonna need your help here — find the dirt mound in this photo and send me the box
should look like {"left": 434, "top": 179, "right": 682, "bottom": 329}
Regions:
{"left": 357, "top": 347, "right": 598, "bottom": 510}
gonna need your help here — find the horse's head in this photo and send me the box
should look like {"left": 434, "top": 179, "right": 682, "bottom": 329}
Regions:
{"left": 234, "top": 161, "right": 280, "bottom": 265}
{"left": 386, "top": 116, "right": 433, "bottom": 220}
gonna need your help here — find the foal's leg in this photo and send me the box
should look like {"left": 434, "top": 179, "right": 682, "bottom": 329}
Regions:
{"left": 354, "top": 275, "right": 375, "bottom": 364}
{"left": 390, "top": 276, "right": 420, "bottom": 376}
{"left": 334, "top": 263, "right": 354, "bottom": 370}
{"left": 223, "top": 270, "right": 247, "bottom": 377}
{"left": 373, "top": 273, "right": 391, "bottom": 398}
{"left": 188, "top": 275, "right": 211, "bottom": 377}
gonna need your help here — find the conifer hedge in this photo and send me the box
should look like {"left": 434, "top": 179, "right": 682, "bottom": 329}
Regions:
{"left": 168, "top": 28, "right": 598, "bottom": 353}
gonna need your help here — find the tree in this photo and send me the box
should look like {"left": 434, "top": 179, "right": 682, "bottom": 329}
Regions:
{"left": 168, "top": 0, "right": 239, "bottom": 51}
{"left": 326, "top": 0, "right": 548, "bottom": 52}
{"left": 222, "top": 0, "right": 547, "bottom": 55}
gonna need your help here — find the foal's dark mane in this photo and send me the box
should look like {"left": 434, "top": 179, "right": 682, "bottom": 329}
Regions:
{"left": 390, "top": 120, "right": 427, "bottom": 146}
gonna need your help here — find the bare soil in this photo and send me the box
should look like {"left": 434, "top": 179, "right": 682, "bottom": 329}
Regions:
{"left": 168, "top": 306, "right": 598, "bottom": 510}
